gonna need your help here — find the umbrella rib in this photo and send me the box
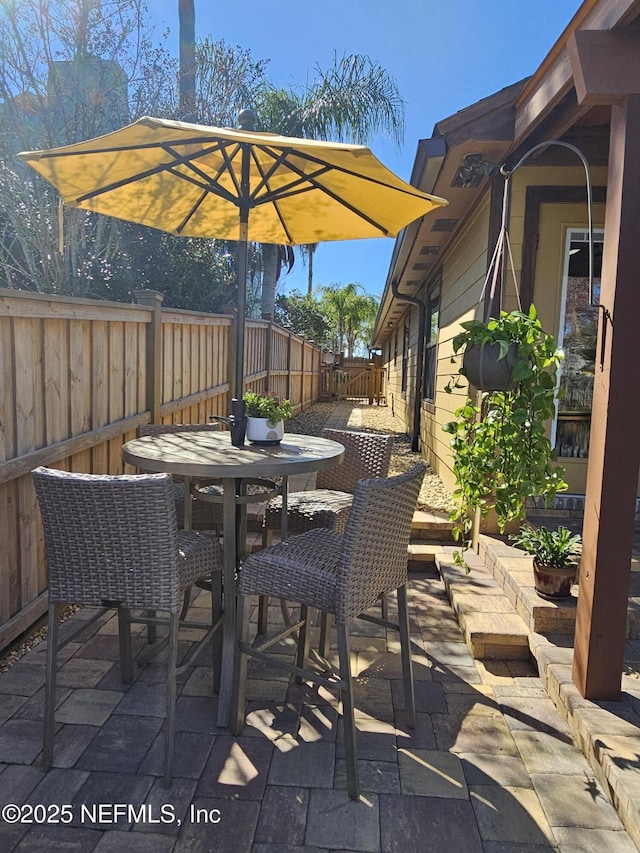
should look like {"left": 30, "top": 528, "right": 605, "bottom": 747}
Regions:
{"left": 72, "top": 139, "right": 239, "bottom": 204}
{"left": 248, "top": 148, "right": 295, "bottom": 244}
{"left": 260, "top": 143, "right": 433, "bottom": 201}
{"left": 254, "top": 147, "right": 391, "bottom": 235}
{"left": 175, "top": 188, "right": 209, "bottom": 234}
{"left": 165, "top": 166, "right": 239, "bottom": 206}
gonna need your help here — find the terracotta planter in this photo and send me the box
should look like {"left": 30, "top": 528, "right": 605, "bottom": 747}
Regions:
{"left": 463, "top": 341, "right": 519, "bottom": 391}
{"left": 533, "top": 558, "right": 578, "bottom": 600}
{"left": 246, "top": 417, "right": 284, "bottom": 445}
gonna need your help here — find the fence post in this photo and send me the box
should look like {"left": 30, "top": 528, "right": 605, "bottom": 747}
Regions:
{"left": 135, "top": 290, "right": 164, "bottom": 423}
{"left": 286, "top": 330, "right": 293, "bottom": 401}
{"left": 301, "top": 338, "right": 306, "bottom": 411}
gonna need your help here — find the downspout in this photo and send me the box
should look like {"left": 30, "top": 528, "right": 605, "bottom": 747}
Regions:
{"left": 391, "top": 278, "right": 424, "bottom": 452}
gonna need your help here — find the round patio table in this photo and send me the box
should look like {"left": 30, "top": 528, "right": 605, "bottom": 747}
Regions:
{"left": 122, "top": 429, "right": 344, "bottom": 726}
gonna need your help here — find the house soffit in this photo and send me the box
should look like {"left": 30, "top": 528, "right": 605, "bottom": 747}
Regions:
{"left": 372, "top": 88, "right": 524, "bottom": 345}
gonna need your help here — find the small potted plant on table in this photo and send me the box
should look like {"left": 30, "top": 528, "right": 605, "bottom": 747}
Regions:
{"left": 509, "top": 524, "right": 581, "bottom": 600}
{"left": 242, "top": 391, "right": 293, "bottom": 445}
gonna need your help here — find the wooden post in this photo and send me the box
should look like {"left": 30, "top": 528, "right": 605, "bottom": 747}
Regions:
{"left": 301, "top": 338, "right": 306, "bottom": 411}
{"left": 286, "top": 331, "right": 292, "bottom": 401}
{"left": 135, "top": 290, "right": 164, "bottom": 423}
{"left": 573, "top": 94, "right": 640, "bottom": 699}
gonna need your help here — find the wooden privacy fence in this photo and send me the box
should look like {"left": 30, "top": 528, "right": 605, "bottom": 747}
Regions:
{"left": 321, "top": 355, "right": 387, "bottom": 405}
{"left": 0, "top": 288, "right": 322, "bottom": 651}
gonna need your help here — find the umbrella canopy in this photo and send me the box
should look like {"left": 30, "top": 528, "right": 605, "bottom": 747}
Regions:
{"left": 19, "top": 115, "right": 448, "bottom": 440}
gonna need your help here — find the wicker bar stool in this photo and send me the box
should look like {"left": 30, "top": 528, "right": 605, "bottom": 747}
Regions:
{"left": 230, "top": 462, "right": 426, "bottom": 800}
{"left": 33, "top": 467, "right": 223, "bottom": 787}
{"left": 259, "top": 428, "right": 394, "bottom": 639}
{"left": 136, "top": 423, "right": 223, "bottom": 531}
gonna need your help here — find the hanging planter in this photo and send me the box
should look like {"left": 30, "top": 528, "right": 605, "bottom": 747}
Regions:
{"left": 443, "top": 306, "right": 568, "bottom": 566}
{"left": 462, "top": 340, "right": 519, "bottom": 391}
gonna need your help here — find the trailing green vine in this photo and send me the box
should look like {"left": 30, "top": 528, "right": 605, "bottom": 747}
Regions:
{"left": 443, "top": 305, "right": 568, "bottom": 566}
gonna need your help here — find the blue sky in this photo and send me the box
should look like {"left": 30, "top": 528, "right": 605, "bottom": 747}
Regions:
{"left": 153, "top": 0, "right": 582, "bottom": 299}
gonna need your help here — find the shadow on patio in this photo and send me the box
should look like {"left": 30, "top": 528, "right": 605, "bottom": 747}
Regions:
{"left": 0, "top": 566, "right": 635, "bottom": 852}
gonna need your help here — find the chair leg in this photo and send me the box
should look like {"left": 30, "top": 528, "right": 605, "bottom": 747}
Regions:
{"left": 295, "top": 605, "right": 310, "bottom": 684}
{"left": 257, "top": 595, "right": 269, "bottom": 635}
{"left": 146, "top": 610, "right": 157, "bottom": 645}
{"left": 211, "top": 572, "right": 223, "bottom": 694}
{"left": 230, "top": 594, "right": 251, "bottom": 736}
{"left": 179, "top": 587, "right": 192, "bottom": 621}
{"left": 163, "top": 612, "right": 180, "bottom": 788}
{"left": 261, "top": 526, "right": 273, "bottom": 549}
{"left": 336, "top": 622, "right": 359, "bottom": 801}
{"left": 118, "top": 607, "right": 134, "bottom": 684}
{"left": 380, "top": 593, "right": 389, "bottom": 622}
{"left": 43, "top": 601, "right": 59, "bottom": 772}
{"left": 319, "top": 612, "right": 332, "bottom": 660}
{"left": 397, "top": 585, "right": 415, "bottom": 728}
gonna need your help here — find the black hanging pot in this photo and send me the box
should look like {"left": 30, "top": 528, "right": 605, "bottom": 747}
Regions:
{"left": 462, "top": 341, "right": 519, "bottom": 392}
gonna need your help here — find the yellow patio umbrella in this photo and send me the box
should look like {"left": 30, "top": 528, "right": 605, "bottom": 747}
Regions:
{"left": 19, "top": 112, "right": 447, "bottom": 443}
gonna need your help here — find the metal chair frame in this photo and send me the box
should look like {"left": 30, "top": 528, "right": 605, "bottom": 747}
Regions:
{"left": 231, "top": 463, "right": 426, "bottom": 800}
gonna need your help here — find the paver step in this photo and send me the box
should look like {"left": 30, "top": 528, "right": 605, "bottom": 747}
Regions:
{"left": 410, "top": 510, "right": 455, "bottom": 541}
{"left": 407, "top": 541, "right": 445, "bottom": 571}
{"left": 478, "top": 536, "right": 577, "bottom": 634}
{"left": 436, "top": 549, "right": 531, "bottom": 661}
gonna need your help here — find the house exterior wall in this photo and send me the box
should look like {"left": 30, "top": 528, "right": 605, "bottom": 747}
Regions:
{"left": 419, "top": 163, "right": 610, "bottom": 497}
{"left": 385, "top": 306, "right": 416, "bottom": 434}
{"left": 420, "top": 197, "right": 492, "bottom": 494}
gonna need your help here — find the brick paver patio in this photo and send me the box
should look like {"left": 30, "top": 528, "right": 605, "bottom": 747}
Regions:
{"left": 0, "top": 568, "right": 636, "bottom": 852}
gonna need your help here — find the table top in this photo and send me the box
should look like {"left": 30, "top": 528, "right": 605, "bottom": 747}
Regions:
{"left": 122, "top": 430, "right": 344, "bottom": 479}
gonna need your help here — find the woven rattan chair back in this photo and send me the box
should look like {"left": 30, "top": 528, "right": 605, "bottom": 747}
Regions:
{"left": 33, "top": 467, "right": 183, "bottom": 612}
{"left": 136, "top": 423, "right": 222, "bottom": 531}
{"left": 316, "top": 428, "right": 393, "bottom": 493}
{"left": 336, "top": 462, "right": 426, "bottom": 622}
{"left": 33, "top": 465, "right": 222, "bottom": 788}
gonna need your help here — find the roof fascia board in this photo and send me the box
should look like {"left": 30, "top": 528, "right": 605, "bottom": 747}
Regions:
{"left": 514, "top": 0, "right": 640, "bottom": 143}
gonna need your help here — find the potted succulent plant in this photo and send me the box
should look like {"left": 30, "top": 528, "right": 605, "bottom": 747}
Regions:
{"left": 443, "top": 305, "right": 568, "bottom": 566}
{"left": 509, "top": 523, "right": 581, "bottom": 600}
{"left": 242, "top": 391, "right": 293, "bottom": 445}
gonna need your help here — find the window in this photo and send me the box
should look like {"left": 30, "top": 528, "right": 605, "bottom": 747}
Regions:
{"left": 553, "top": 230, "right": 604, "bottom": 458}
{"left": 423, "top": 279, "right": 441, "bottom": 403}
{"left": 393, "top": 331, "right": 398, "bottom": 367}
{"left": 401, "top": 324, "right": 410, "bottom": 394}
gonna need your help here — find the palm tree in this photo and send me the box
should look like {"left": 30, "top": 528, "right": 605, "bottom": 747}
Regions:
{"left": 178, "top": 0, "right": 197, "bottom": 122}
{"left": 344, "top": 291, "right": 379, "bottom": 357}
{"left": 320, "top": 282, "right": 378, "bottom": 357}
{"left": 255, "top": 54, "right": 404, "bottom": 318}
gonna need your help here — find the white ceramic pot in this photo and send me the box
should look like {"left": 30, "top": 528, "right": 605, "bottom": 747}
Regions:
{"left": 246, "top": 417, "right": 284, "bottom": 445}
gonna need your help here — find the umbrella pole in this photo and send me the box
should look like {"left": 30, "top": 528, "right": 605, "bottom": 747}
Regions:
{"left": 229, "top": 141, "right": 251, "bottom": 446}
{"left": 234, "top": 216, "right": 248, "bottom": 402}
{"left": 229, "top": 217, "right": 248, "bottom": 447}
